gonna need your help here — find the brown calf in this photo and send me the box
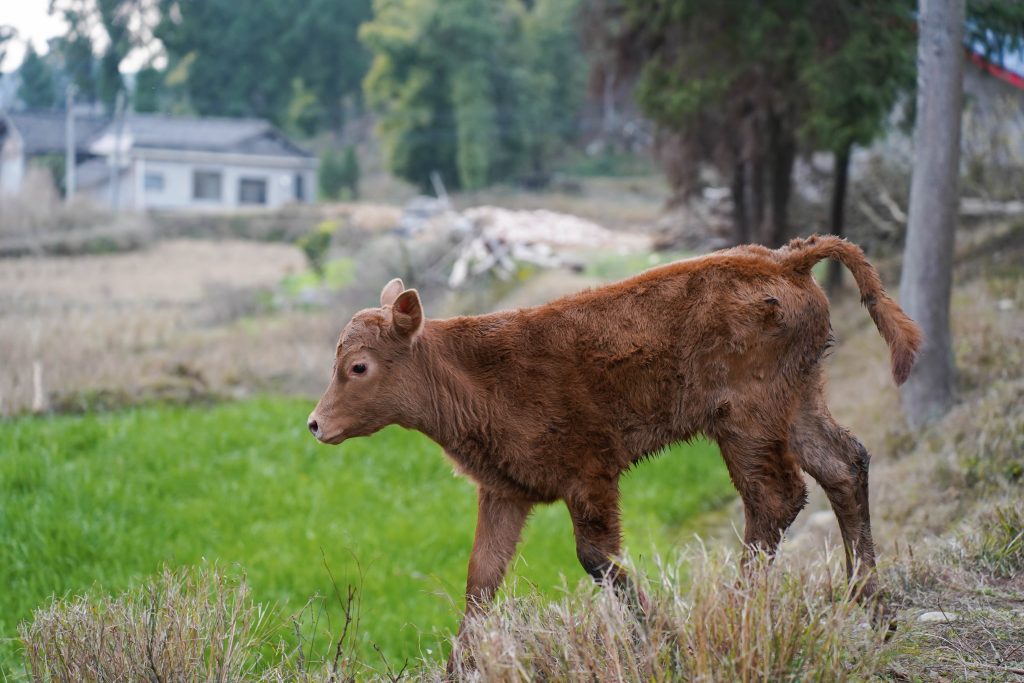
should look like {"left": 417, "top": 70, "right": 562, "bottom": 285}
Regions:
{"left": 308, "top": 235, "right": 921, "bottom": 654}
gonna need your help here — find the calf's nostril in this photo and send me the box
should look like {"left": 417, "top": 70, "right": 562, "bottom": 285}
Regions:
{"left": 307, "top": 417, "right": 319, "bottom": 436}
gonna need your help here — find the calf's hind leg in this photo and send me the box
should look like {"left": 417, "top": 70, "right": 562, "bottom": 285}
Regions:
{"left": 790, "top": 400, "right": 878, "bottom": 598}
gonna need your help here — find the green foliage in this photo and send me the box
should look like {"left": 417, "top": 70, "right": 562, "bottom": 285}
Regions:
{"left": 800, "top": 2, "right": 916, "bottom": 154}
{"left": 452, "top": 61, "right": 498, "bottom": 190}
{"left": 281, "top": 0, "right": 373, "bottom": 131}
{"left": 342, "top": 145, "right": 361, "bottom": 199}
{"left": 284, "top": 78, "right": 320, "bottom": 138}
{"left": 54, "top": 12, "right": 98, "bottom": 105}
{"left": 361, "top": 0, "right": 584, "bottom": 190}
{"left": 281, "top": 257, "right": 356, "bottom": 296}
{"left": 132, "top": 65, "right": 165, "bottom": 113}
{"left": 17, "top": 45, "right": 57, "bottom": 110}
{"left": 318, "top": 147, "right": 360, "bottom": 200}
{"left": 96, "top": 0, "right": 132, "bottom": 112}
{"left": 968, "top": 0, "right": 1024, "bottom": 63}
{"left": 155, "top": 0, "right": 371, "bottom": 128}
{"left": 296, "top": 220, "right": 338, "bottom": 275}
{"left": 0, "top": 396, "right": 733, "bottom": 671}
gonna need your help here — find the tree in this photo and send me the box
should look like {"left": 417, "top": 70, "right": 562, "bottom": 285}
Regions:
{"left": 361, "top": 0, "right": 585, "bottom": 191}
{"left": 800, "top": 2, "right": 916, "bottom": 291}
{"left": 899, "top": 0, "right": 965, "bottom": 427}
{"left": 281, "top": 0, "right": 373, "bottom": 132}
{"left": 342, "top": 145, "right": 361, "bottom": 199}
{"left": 18, "top": 46, "right": 58, "bottom": 110}
{"left": 156, "top": 0, "right": 297, "bottom": 121}
{"left": 589, "top": 2, "right": 922, "bottom": 248}
{"left": 155, "top": 0, "right": 371, "bottom": 129}
{"left": 520, "top": 0, "right": 586, "bottom": 178}
{"left": 319, "top": 146, "right": 361, "bottom": 200}
{"left": 362, "top": 0, "right": 502, "bottom": 190}
{"left": 53, "top": 6, "right": 98, "bottom": 104}
{"left": 49, "top": 0, "right": 148, "bottom": 113}
{"left": 604, "top": 0, "right": 818, "bottom": 246}
{"left": 133, "top": 65, "right": 164, "bottom": 112}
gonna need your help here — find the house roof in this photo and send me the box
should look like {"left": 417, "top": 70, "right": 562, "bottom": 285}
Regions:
{"left": 1, "top": 111, "right": 313, "bottom": 159}
{"left": 967, "top": 48, "right": 1024, "bottom": 91}
{"left": 1, "top": 111, "right": 110, "bottom": 155}
{"left": 90, "top": 114, "right": 314, "bottom": 159}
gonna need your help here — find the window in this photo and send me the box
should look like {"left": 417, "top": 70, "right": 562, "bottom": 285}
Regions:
{"left": 239, "top": 177, "right": 268, "bottom": 205}
{"left": 294, "top": 173, "right": 305, "bottom": 201}
{"left": 192, "top": 170, "right": 222, "bottom": 201}
{"left": 144, "top": 172, "right": 165, "bottom": 192}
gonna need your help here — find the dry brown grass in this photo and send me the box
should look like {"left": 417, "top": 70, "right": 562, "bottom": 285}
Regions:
{"left": 18, "top": 554, "right": 893, "bottom": 683}
{"left": 0, "top": 169, "right": 154, "bottom": 256}
{"left": 0, "top": 239, "right": 325, "bottom": 416}
{"left": 444, "top": 552, "right": 888, "bottom": 683}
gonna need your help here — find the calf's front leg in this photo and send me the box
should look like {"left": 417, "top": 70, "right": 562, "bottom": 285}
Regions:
{"left": 448, "top": 488, "right": 532, "bottom": 674}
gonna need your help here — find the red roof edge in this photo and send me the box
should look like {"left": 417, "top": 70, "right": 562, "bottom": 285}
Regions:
{"left": 966, "top": 47, "right": 1024, "bottom": 91}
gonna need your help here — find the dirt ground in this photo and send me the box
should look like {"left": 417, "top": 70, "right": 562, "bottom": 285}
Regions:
{"left": 0, "top": 239, "right": 338, "bottom": 416}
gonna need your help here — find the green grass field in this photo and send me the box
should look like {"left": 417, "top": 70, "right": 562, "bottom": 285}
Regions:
{"left": 0, "top": 396, "right": 735, "bottom": 674}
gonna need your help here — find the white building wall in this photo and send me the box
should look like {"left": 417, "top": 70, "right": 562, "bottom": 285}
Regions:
{"left": 0, "top": 137, "right": 25, "bottom": 195}
{"left": 135, "top": 157, "right": 315, "bottom": 211}
{"left": 81, "top": 164, "right": 135, "bottom": 208}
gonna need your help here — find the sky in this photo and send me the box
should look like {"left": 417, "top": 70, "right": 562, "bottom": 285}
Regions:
{"left": 0, "top": 2, "right": 154, "bottom": 72}
{"left": 0, "top": 3, "right": 66, "bottom": 71}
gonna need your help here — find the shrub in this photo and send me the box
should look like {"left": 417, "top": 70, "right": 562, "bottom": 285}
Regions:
{"left": 319, "top": 146, "right": 360, "bottom": 200}
{"left": 19, "top": 565, "right": 275, "bottom": 683}
{"left": 297, "top": 220, "right": 339, "bottom": 275}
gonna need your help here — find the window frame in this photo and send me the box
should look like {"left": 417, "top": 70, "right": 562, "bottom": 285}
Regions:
{"left": 238, "top": 176, "right": 268, "bottom": 205}
{"left": 192, "top": 169, "right": 223, "bottom": 202}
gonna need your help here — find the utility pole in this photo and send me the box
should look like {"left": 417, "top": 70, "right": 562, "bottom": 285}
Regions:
{"left": 64, "top": 85, "right": 77, "bottom": 201}
{"left": 109, "top": 90, "right": 126, "bottom": 212}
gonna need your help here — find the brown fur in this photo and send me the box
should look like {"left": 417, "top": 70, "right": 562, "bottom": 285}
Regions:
{"left": 308, "top": 235, "right": 922, "bottom": 668}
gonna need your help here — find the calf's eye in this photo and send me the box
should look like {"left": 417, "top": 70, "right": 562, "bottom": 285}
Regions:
{"left": 351, "top": 363, "right": 367, "bottom": 375}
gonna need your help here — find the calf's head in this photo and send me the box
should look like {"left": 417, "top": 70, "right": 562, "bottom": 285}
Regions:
{"left": 307, "top": 278, "right": 424, "bottom": 444}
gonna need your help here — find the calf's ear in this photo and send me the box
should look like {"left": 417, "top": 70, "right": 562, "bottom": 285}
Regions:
{"left": 392, "top": 289, "right": 424, "bottom": 338}
{"left": 380, "top": 278, "right": 405, "bottom": 307}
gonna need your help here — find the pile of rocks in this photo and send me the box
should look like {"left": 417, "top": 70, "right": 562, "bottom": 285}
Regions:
{"left": 392, "top": 196, "right": 650, "bottom": 288}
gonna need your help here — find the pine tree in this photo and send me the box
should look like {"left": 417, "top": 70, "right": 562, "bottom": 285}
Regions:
{"left": 18, "top": 46, "right": 58, "bottom": 110}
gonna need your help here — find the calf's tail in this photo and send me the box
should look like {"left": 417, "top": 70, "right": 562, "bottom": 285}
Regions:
{"left": 784, "top": 235, "right": 923, "bottom": 385}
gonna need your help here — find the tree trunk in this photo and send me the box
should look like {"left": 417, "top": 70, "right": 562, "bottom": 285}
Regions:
{"left": 826, "top": 144, "right": 852, "bottom": 294}
{"left": 732, "top": 161, "right": 750, "bottom": 245}
{"left": 765, "top": 112, "right": 796, "bottom": 248}
{"left": 752, "top": 156, "right": 766, "bottom": 243}
{"left": 899, "top": 0, "right": 964, "bottom": 427}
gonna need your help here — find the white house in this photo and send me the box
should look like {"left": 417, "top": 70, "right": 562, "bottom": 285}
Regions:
{"left": 0, "top": 112, "right": 317, "bottom": 211}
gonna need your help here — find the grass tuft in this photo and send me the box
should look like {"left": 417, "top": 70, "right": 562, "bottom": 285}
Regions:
{"left": 970, "top": 503, "right": 1024, "bottom": 579}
